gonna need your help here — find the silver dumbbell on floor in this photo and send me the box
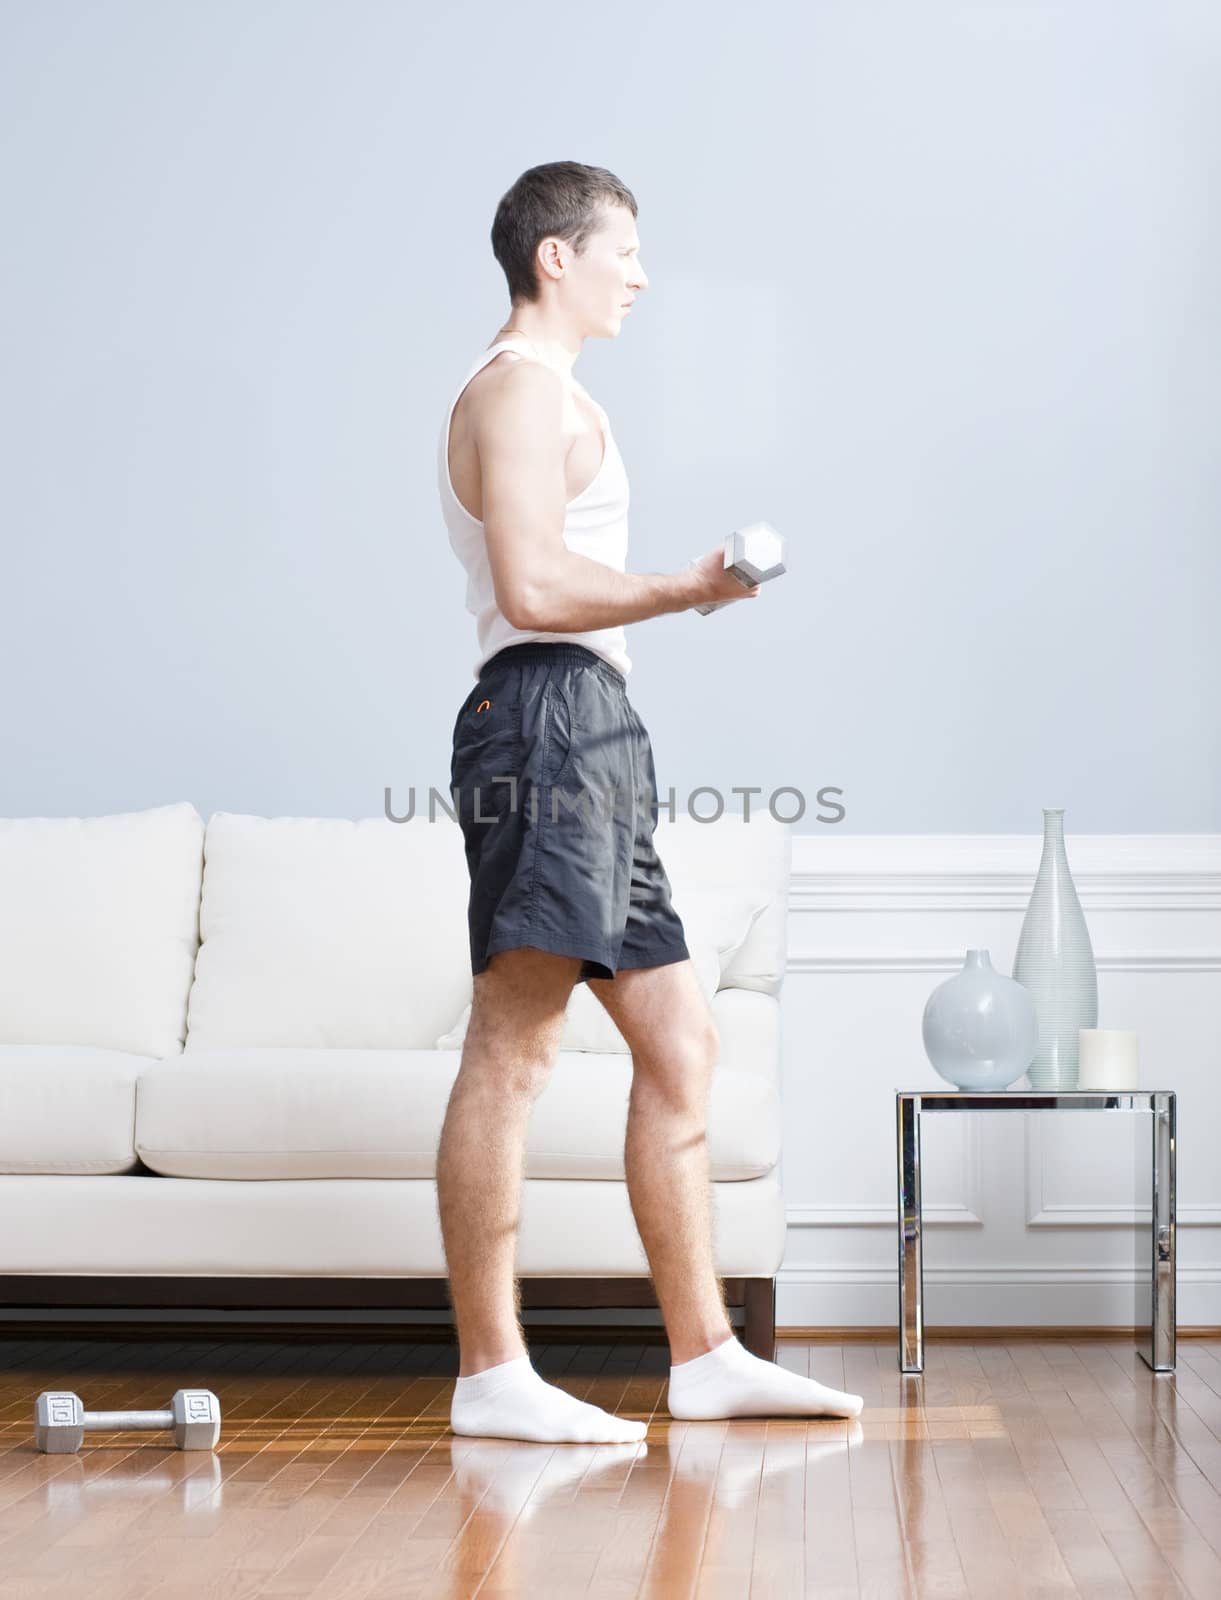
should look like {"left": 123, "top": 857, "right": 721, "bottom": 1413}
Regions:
{"left": 34, "top": 1389, "right": 222, "bottom": 1453}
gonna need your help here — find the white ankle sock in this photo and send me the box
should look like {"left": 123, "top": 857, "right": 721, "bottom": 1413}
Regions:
{"left": 667, "top": 1335, "right": 864, "bottom": 1421}
{"left": 450, "top": 1355, "right": 648, "bottom": 1444}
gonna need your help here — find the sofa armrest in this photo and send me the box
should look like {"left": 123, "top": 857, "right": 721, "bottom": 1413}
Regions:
{"left": 711, "top": 986, "right": 781, "bottom": 1086}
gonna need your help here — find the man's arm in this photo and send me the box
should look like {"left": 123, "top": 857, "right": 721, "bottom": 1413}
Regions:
{"left": 525, "top": 552, "right": 697, "bottom": 632}
{"left": 477, "top": 363, "right": 739, "bottom": 632}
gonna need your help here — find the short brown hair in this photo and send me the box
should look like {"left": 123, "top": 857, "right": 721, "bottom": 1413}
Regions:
{"left": 491, "top": 161, "right": 638, "bottom": 307}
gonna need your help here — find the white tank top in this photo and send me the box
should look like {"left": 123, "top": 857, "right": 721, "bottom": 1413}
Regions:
{"left": 438, "top": 335, "right": 632, "bottom": 681}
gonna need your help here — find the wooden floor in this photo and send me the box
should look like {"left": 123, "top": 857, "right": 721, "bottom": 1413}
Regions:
{"left": 1, "top": 1333, "right": 1220, "bottom": 1598}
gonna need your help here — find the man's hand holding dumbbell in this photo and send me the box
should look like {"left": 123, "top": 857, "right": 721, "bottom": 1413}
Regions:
{"left": 685, "top": 521, "right": 786, "bottom": 615}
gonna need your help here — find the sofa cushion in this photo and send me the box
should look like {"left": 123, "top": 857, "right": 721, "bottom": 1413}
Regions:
{"left": 134, "top": 1048, "right": 781, "bottom": 1182}
{"left": 0, "top": 801, "right": 204, "bottom": 1058}
{"left": 0, "top": 1171, "right": 787, "bottom": 1278}
{"left": 0, "top": 1046, "right": 148, "bottom": 1174}
{"left": 184, "top": 813, "right": 476, "bottom": 1053}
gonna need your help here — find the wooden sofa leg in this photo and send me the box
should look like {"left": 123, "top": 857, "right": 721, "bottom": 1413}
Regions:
{"left": 742, "top": 1277, "right": 776, "bottom": 1360}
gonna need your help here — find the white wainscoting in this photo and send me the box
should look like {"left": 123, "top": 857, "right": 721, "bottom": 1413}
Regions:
{"left": 776, "top": 832, "right": 1221, "bottom": 1331}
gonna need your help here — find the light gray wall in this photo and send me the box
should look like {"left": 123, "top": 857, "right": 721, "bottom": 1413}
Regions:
{"left": 2, "top": 1, "right": 1216, "bottom": 832}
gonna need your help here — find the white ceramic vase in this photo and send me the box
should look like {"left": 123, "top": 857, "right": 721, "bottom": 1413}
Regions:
{"left": 922, "top": 949, "right": 1039, "bottom": 1090}
{"left": 1012, "top": 807, "right": 1098, "bottom": 1090}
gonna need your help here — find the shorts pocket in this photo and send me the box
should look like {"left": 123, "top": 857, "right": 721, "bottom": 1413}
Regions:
{"left": 544, "top": 679, "right": 576, "bottom": 787}
{"left": 452, "top": 696, "right": 523, "bottom": 813}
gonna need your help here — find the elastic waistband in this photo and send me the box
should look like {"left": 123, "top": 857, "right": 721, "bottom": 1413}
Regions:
{"left": 480, "top": 641, "right": 627, "bottom": 691}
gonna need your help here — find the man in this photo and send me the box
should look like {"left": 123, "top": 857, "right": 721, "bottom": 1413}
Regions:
{"left": 437, "top": 161, "right": 864, "bottom": 1443}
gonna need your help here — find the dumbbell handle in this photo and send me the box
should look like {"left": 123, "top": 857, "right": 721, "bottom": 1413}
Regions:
{"left": 82, "top": 1409, "right": 175, "bottom": 1431}
{"left": 687, "top": 557, "right": 754, "bottom": 615}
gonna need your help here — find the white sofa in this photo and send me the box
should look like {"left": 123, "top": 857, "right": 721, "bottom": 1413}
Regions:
{"left": 0, "top": 802, "right": 792, "bottom": 1355}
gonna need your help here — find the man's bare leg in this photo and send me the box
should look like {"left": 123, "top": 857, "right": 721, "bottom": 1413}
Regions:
{"left": 436, "top": 947, "right": 574, "bottom": 1375}
{"left": 588, "top": 959, "right": 865, "bottom": 1420}
{"left": 589, "top": 959, "right": 733, "bottom": 1363}
{"left": 437, "top": 946, "right": 647, "bottom": 1442}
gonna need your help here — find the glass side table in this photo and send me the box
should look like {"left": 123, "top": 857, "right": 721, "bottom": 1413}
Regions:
{"left": 896, "top": 1090, "right": 1176, "bottom": 1374}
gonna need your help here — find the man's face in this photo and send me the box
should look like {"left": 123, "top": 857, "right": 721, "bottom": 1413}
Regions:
{"left": 565, "top": 204, "right": 648, "bottom": 333}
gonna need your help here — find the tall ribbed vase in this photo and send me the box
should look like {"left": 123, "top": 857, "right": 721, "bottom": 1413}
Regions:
{"left": 1012, "top": 808, "right": 1098, "bottom": 1089}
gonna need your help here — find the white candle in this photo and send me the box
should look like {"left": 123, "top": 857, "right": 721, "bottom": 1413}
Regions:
{"left": 1078, "top": 1028, "right": 1140, "bottom": 1089}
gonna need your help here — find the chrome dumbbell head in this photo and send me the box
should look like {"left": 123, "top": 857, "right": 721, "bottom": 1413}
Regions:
{"left": 169, "top": 1389, "right": 222, "bottom": 1449}
{"left": 727, "top": 521, "right": 786, "bottom": 586}
{"left": 34, "top": 1392, "right": 85, "bottom": 1453}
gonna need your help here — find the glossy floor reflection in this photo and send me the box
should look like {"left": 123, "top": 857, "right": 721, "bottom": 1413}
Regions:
{"left": 2, "top": 1333, "right": 1218, "bottom": 1598}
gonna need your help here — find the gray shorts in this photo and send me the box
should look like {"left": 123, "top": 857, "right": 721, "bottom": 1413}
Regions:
{"left": 449, "top": 641, "right": 690, "bottom": 982}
